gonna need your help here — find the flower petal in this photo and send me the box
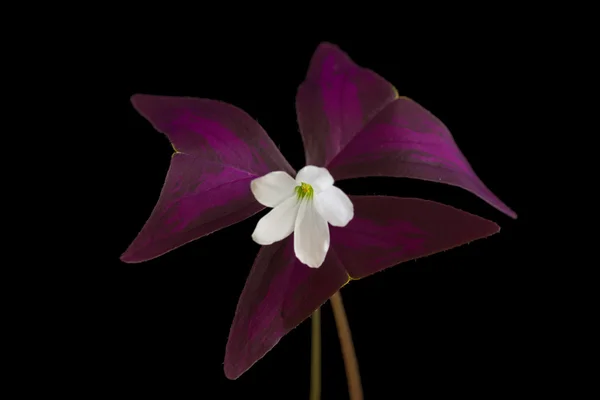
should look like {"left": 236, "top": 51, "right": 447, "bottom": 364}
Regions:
{"left": 296, "top": 42, "right": 398, "bottom": 167}
{"left": 314, "top": 186, "right": 354, "bottom": 227}
{"left": 224, "top": 236, "right": 348, "bottom": 380}
{"left": 330, "top": 195, "right": 500, "bottom": 279}
{"left": 252, "top": 196, "right": 299, "bottom": 245}
{"left": 326, "top": 97, "right": 517, "bottom": 219}
{"left": 294, "top": 200, "right": 330, "bottom": 268}
{"left": 295, "top": 165, "right": 334, "bottom": 193}
{"left": 250, "top": 171, "right": 297, "bottom": 207}
{"left": 121, "top": 95, "right": 294, "bottom": 263}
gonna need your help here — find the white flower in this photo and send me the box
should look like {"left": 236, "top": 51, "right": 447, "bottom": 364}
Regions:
{"left": 250, "top": 166, "right": 354, "bottom": 268}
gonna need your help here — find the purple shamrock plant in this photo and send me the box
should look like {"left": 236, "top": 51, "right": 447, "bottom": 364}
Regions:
{"left": 122, "top": 42, "right": 516, "bottom": 399}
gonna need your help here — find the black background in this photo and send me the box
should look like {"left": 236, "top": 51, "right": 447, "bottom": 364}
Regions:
{"left": 102, "top": 31, "right": 541, "bottom": 399}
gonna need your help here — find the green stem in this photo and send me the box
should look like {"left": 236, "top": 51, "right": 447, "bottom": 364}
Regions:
{"left": 309, "top": 308, "right": 321, "bottom": 400}
{"left": 330, "top": 291, "right": 363, "bottom": 400}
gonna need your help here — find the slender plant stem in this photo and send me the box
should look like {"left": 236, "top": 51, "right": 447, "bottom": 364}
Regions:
{"left": 330, "top": 291, "right": 363, "bottom": 400}
{"left": 309, "top": 308, "right": 321, "bottom": 400}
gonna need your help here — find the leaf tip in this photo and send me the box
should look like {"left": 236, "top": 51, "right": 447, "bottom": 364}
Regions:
{"left": 119, "top": 252, "right": 135, "bottom": 264}
{"left": 119, "top": 247, "right": 145, "bottom": 264}
{"left": 223, "top": 362, "right": 241, "bottom": 380}
{"left": 130, "top": 93, "right": 146, "bottom": 106}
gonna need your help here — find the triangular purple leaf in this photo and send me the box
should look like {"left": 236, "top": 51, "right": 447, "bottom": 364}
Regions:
{"left": 327, "top": 97, "right": 517, "bottom": 218}
{"left": 121, "top": 95, "right": 294, "bottom": 263}
{"left": 224, "top": 236, "right": 349, "bottom": 379}
{"left": 331, "top": 196, "right": 500, "bottom": 279}
{"left": 296, "top": 42, "right": 397, "bottom": 167}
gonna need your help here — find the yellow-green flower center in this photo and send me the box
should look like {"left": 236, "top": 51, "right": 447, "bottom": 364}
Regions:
{"left": 295, "top": 182, "right": 314, "bottom": 200}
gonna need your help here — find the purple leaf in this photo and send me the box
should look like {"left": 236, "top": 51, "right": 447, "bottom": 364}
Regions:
{"left": 331, "top": 196, "right": 500, "bottom": 279}
{"left": 327, "top": 97, "right": 517, "bottom": 218}
{"left": 296, "top": 42, "right": 398, "bottom": 167}
{"left": 224, "top": 236, "right": 349, "bottom": 380}
{"left": 121, "top": 95, "right": 294, "bottom": 263}
{"left": 225, "top": 196, "right": 499, "bottom": 378}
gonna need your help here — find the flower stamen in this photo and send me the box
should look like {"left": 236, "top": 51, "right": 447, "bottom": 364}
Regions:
{"left": 295, "top": 182, "right": 314, "bottom": 200}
